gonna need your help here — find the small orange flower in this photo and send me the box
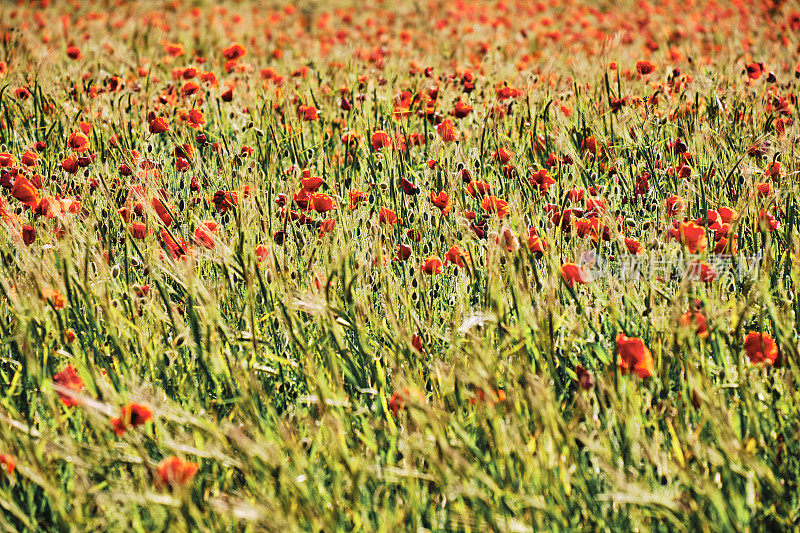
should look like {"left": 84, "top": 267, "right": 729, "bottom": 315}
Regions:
{"left": 421, "top": 256, "right": 443, "bottom": 275}
{"left": 149, "top": 117, "right": 169, "bottom": 134}
{"left": 480, "top": 196, "right": 509, "bottom": 218}
{"left": 636, "top": 60, "right": 656, "bottom": 75}
{"left": 311, "top": 193, "right": 335, "bottom": 213}
{"left": 436, "top": 119, "right": 458, "bottom": 143}
{"left": 53, "top": 364, "right": 85, "bottom": 407}
{"left": 679, "top": 310, "right": 709, "bottom": 339}
{"left": 616, "top": 334, "right": 654, "bottom": 378}
{"left": 42, "top": 287, "right": 66, "bottom": 310}
{"left": 255, "top": 244, "right": 269, "bottom": 262}
{"left": 157, "top": 456, "right": 199, "bottom": 487}
{"left": 560, "top": 263, "right": 591, "bottom": 286}
{"left": 429, "top": 190, "right": 453, "bottom": 215}
{"left": 371, "top": 131, "right": 392, "bottom": 151}
{"left": 671, "top": 221, "right": 708, "bottom": 253}
{"left": 0, "top": 454, "right": 14, "bottom": 475}
{"left": 111, "top": 403, "right": 153, "bottom": 435}
{"left": 744, "top": 332, "right": 778, "bottom": 365}
{"left": 444, "top": 245, "right": 469, "bottom": 268}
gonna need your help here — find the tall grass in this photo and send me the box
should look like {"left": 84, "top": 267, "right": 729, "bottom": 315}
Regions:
{"left": 0, "top": 0, "right": 798, "bottom": 530}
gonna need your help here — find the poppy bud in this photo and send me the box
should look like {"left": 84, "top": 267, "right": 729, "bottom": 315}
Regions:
{"left": 22, "top": 225, "right": 36, "bottom": 245}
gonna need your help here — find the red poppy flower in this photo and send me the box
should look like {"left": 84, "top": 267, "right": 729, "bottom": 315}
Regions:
{"left": 387, "top": 387, "right": 424, "bottom": 416}
{"left": 679, "top": 310, "right": 709, "bottom": 339}
{"left": 624, "top": 238, "right": 643, "bottom": 254}
{"left": 636, "top": 60, "right": 656, "bottom": 75}
{"left": 745, "top": 63, "right": 762, "bottom": 80}
{"left": 429, "top": 190, "right": 453, "bottom": 215}
{"left": 255, "top": 244, "right": 269, "bottom": 262}
{"left": 12, "top": 176, "right": 39, "bottom": 208}
{"left": 348, "top": 189, "right": 366, "bottom": 210}
{"left": 311, "top": 193, "right": 335, "bottom": 212}
{"left": 157, "top": 456, "right": 199, "bottom": 487}
{"left": 525, "top": 228, "right": 547, "bottom": 253}
{"left": 717, "top": 207, "right": 738, "bottom": 223}
{"left": 744, "top": 331, "right": 778, "bottom": 365}
{"left": 21, "top": 225, "right": 36, "bottom": 245}
{"left": 561, "top": 263, "right": 591, "bottom": 287}
{"left": 671, "top": 221, "right": 708, "bottom": 253}
{"left": 149, "top": 117, "right": 169, "bottom": 134}
{"left": 42, "top": 287, "right": 66, "bottom": 310}
{"left": 297, "top": 105, "right": 320, "bottom": 121}
{"left": 665, "top": 195, "right": 684, "bottom": 217}
{"left": 480, "top": 196, "right": 509, "bottom": 218}
{"left": 111, "top": 403, "right": 153, "bottom": 435}
{"left": 129, "top": 222, "right": 149, "bottom": 239}
{"left": 436, "top": 119, "right": 458, "bottom": 143}
{"left": 151, "top": 197, "right": 173, "bottom": 226}
{"left": 451, "top": 101, "right": 472, "bottom": 118}
{"left": 371, "top": 131, "right": 392, "bottom": 151}
{"left": 194, "top": 226, "right": 215, "bottom": 249}
{"left": 222, "top": 43, "right": 247, "bottom": 61}
{"left": 378, "top": 207, "right": 400, "bottom": 225}
{"left": 396, "top": 244, "right": 412, "bottom": 261}
{"left": 187, "top": 109, "right": 205, "bottom": 129}
{"left": 53, "top": 364, "right": 85, "bottom": 407}
{"left": 0, "top": 454, "right": 14, "bottom": 475}
{"left": 411, "top": 334, "right": 424, "bottom": 353}
{"left": 421, "top": 256, "right": 443, "bottom": 275}
{"left": 616, "top": 334, "right": 654, "bottom": 378}
{"left": 529, "top": 168, "right": 555, "bottom": 193}
{"left": 300, "top": 172, "right": 325, "bottom": 192}
{"left": 758, "top": 209, "right": 779, "bottom": 232}
{"left": 444, "top": 245, "right": 469, "bottom": 268}
{"left": 21, "top": 151, "right": 38, "bottom": 167}
{"left": 466, "top": 181, "right": 491, "bottom": 197}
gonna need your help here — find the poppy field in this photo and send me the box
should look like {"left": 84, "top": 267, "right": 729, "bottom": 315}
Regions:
{"left": 1, "top": 0, "right": 800, "bottom": 530}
